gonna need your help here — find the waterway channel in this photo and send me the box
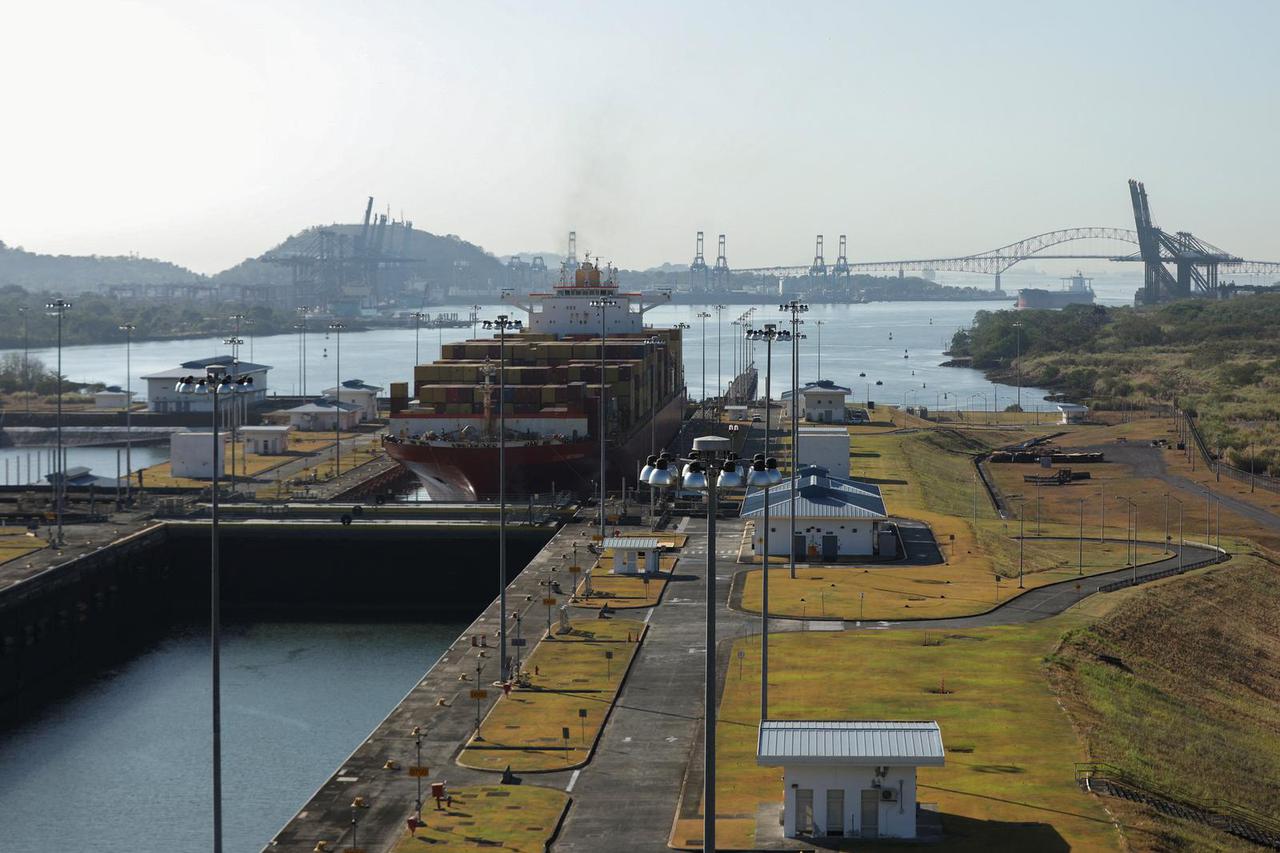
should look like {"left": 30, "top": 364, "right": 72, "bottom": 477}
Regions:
{"left": 0, "top": 618, "right": 465, "bottom": 852}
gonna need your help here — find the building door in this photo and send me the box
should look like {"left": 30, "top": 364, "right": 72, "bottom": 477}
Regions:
{"left": 825, "top": 789, "right": 845, "bottom": 836}
{"left": 822, "top": 534, "right": 839, "bottom": 561}
{"left": 793, "top": 533, "right": 806, "bottom": 561}
{"left": 795, "top": 788, "right": 814, "bottom": 835}
{"left": 860, "top": 789, "right": 879, "bottom": 838}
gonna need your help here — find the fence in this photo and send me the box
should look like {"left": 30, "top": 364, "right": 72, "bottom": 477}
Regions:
{"left": 1180, "top": 410, "right": 1280, "bottom": 495}
{"left": 1097, "top": 551, "right": 1227, "bottom": 593}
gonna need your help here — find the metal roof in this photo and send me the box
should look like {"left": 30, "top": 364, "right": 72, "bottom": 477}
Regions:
{"left": 741, "top": 471, "right": 886, "bottom": 520}
{"left": 142, "top": 356, "right": 272, "bottom": 380}
{"left": 757, "top": 721, "right": 944, "bottom": 766}
{"left": 602, "top": 537, "right": 660, "bottom": 550}
{"left": 781, "top": 380, "right": 852, "bottom": 399}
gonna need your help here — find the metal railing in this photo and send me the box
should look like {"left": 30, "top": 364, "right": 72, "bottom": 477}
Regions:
{"left": 1181, "top": 409, "right": 1280, "bottom": 495}
{"left": 1096, "top": 551, "right": 1227, "bottom": 592}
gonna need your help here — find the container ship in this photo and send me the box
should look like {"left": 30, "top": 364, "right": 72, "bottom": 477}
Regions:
{"left": 1016, "top": 271, "right": 1096, "bottom": 309}
{"left": 383, "top": 259, "right": 686, "bottom": 500}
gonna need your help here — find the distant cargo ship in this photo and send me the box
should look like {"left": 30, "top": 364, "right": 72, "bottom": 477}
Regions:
{"left": 1017, "top": 271, "right": 1096, "bottom": 309}
{"left": 383, "top": 259, "right": 686, "bottom": 499}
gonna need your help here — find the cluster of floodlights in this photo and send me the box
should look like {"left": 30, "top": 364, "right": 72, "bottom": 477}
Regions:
{"left": 639, "top": 450, "right": 781, "bottom": 491}
{"left": 174, "top": 374, "right": 255, "bottom": 394}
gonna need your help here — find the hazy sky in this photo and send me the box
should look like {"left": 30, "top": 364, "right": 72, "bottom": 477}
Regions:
{"left": 2, "top": 0, "right": 1277, "bottom": 273}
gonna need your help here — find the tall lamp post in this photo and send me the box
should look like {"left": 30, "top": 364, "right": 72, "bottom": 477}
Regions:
{"left": 1117, "top": 495, "right": 1137, "bottom": 583}
{"left": 696, "top": 311, "right": 711, "bottom": 412}
{"left": 744, "top": 323, "right": 788, "bottom": 720}
{"left": 643, "top": 437, "right": 745, "bottom": 853}
{"left": 814, "top": 319, "right": 824, "bottom": 381}
{"left": 328, "top": 322, "right": 344, "bottom": 476}
{"left": 781, "top": 301, "right": 808, "bottom": 580}
{"left": 295, "top": 306, "right": 315, "bottom": 398}
{"left": 589, "top": 298, "right": 617, "bottom": 539}
{"left": 1169, "top": 494, "right": 1184, "bottom": 571}
{"left": 224, "top": 335, "right": 244, "bottom": 494}
{"left": 713, "top": 304, "right": 726, "bottom": 406}
{"left": 410, "top": 311, "right": 428, "bottom": 365}
{"left": 119, "top": 323, "right": 136, "bottom": 503}
{"left": 46, "top": 299, "right": 71, "bottom": 545}
{"left": 175, "top": 366, "right": 255, "bottom": 853}
{"left": 483, "top": 315, "right": 522, "bottom": 681}
{"left": 18, "top": 306, "right": 30, "bottom": 415}
{"left": 1011, "top": 320, "right": 1023, "bottom": 412}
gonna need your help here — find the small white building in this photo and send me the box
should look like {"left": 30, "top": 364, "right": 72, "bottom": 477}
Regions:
{"left": 742, "top": 466, "right": 888, "bottom": 560}
{"left": 274, "top": 400, "right": 362, "bottom": 432}
{"left": 602, "top": 537, "right": 660, "bottom": 575}
{"left": 796, "top": 426, "right": 851, "bottom": 476}
{"left": 94, "top": 388, "right": 135, "bottom": 410}
{"left": 782, "top": 380, "right": 852, "bottom": 424}
{"left": 241, "top": 425, "right": 294, "bottom": 455}
{"left": 757, "top": 720, "right": 945, "bottom": 840}
{"left": 1056, "top": 402, "right": 1089, "bottom": 424}
{"left": 324, "top": 379, "right": 383, "bottom": 422}
{"left": 143, "top": 356, "right": 271, "bottom": 413}
{"left": 170, "top": 431, "right": 227, "bottom": 479}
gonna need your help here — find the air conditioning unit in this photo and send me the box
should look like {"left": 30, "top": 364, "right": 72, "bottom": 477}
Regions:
{"left": 881, "top": 788, "right": 898, "bottom": 802}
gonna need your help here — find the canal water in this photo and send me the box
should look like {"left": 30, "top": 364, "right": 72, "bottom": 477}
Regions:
{"left": 3, "top": 297, "right": 1094, "bottom": 425}
{"left": 0, "top": 619, "right": 465, "bottom": 852}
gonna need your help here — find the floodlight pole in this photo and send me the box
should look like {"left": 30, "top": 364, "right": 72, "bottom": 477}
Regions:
{"left": 329, "top": 322, "right": 344, "bottom": 476}
{"left": 714, "top": 304, "right": 726, "bottom": 406}
{"left": 119, "top": 322, "right": 135, "bottom": 503}
{"left": 697, "top": 311, "right": 711, "bottom": 414}
{"left": 782, "top": 301, "right": 807, "bottom": 580}
{"left": 591, "top": 298, "right": 617, "bottom": 539}
{"left": 46, "top": 299, "right": 71, "bottom": 546}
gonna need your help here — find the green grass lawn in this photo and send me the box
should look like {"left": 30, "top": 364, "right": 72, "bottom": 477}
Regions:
{"left": 674, "top": 602, "right": 1123, "bottom": 850}
{"left": 458, "top": 617, "right": 644, "bottom": 772}
{"left": 391, "top": 784, "right": 568, "bottom": 852}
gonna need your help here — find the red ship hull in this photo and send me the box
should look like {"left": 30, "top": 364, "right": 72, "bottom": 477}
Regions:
{"left": 385, "top": 391, "right": 686, "bottom": 500}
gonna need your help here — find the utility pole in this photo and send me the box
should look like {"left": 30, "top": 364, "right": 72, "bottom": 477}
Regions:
{"left": 46, "top": 299, "right": 71, "bottom": 546}
{"left": 781, "top": 301, "right": 808, "bottom": 579}
{"left": 119, "top": 323, "right": 135, "bottom": 503}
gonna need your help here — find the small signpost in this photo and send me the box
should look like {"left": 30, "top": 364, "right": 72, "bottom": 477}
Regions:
{"left": 408, "top": 766, "right": 430, "bottom": 777}
{"left": 578, "top": 707, "right": 588, "bottom": 744}
{"left": 543, "top": 596, "right": 557, "bottom": 633}
{"left": 470, "top": 688, "right": 489, "bottom": 733}
{"left": 562, "top": 726, "right": 571, "bottom": 761}
{"left": 604, "top": 649, "right": 614, "bottom": 680}
{"left": 737, "top": 648, "right": 745, "bottom": 679}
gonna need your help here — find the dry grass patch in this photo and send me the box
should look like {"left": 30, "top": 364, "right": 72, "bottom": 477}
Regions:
{"left": 458, "top": 617, "right": 644, "bottom": 772}
{"left": 391, "top": 783, "right": 568, "bottom": 853}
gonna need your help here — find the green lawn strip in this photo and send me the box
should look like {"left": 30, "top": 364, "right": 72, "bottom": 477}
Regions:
{"left": 458, "top": 617, "right": 645, "bottom": 772}
{"left": 696, "top": 610, "right": 1120, "bottom": 850}
{"left": 391, "top": 783, "right": 570, "bottom": 852}
{"left": 1047, "top": 555, "right": 1280, "bottom": 849}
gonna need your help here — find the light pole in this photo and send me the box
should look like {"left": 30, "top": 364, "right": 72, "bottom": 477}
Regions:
{"left": 1169, "top": 494, "right": 1184, "bottom": 571}
{"left": 781, "top": 300, "right": 808, "bottom": 581}
{"left": 1012, "top": 496, "right": 1026, "bottom": 588}
{"left": 643, "top": 436, "right": 746, "bottom": 853}
{"left": 814, "top": 319, "right": 824, "bottom": 380}
{"left": 1012, "top": 320, "right": 1023, "bottom": 412}
{"left": 697, "top": 311, "right": 711, "bottom": 412}
{"left": 46, "top": 299, "right": 70, "bottom": 546}
{"left": 471, "top": 304, "right": 482, "bottom": 339}
{"left": 224, "top": 334, "right": 244, "bottom": 495}
{"left": 175, "top": 366, "right": 255, "bottom": 853}
{"left": 1117, "top": 496, "right": 1137, "bottom": 583}
{"left": 411, "top": 725, "right": 424, "bottom": 817}
{"left": 745, "top": 323, "right": 788, "bottom": 720}
{"left": 1077, "top": 497, "right": 1085, "bottom": 575}
{"left": 295, "top": 306, "right": 314, "bottom": 398}
{"left": 483, "top": 315, "right": 522, "bottom": 682}
{"left": 590, "top": 298, "right": 617, "bottom": 539}
{"left": 410, "top": 311, "right": 427, "bottom": 365}
{"left": 713, "top": 304, "right": 726, "bottom": 405}
{"left": 328, "top": 322, "right": 344, "bottom": 476}
{"left": 119, "top": 323, "right": 135, "bottom": 503}
{"left": 17, "top": 306, "right": 30, "bottom": 415}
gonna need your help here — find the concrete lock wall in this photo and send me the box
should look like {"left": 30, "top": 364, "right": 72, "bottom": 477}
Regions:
{"left": 782, "top": 764, "right": 918, "bottom": 839}
{"left": 797, "top": 428, "right": 851, "bottom": 475}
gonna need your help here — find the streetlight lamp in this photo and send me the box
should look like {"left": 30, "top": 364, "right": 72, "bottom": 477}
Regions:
{"left": 223, "top": 335, "right": 245, "bottom": 494}
{"left": 119, "top": 323, "right": 136, "bottom": 503}
{"left": 814, "top": 319, "right": 824, "bottom": 381}
{"left": 1169, "top": 494, "right": 1184, "bottom": 571}
{"left": 328, "top": 322, "right": 345, "bottom": 476}
{"left": 643, "top": 436, "right": 746, "bottom": 853}
{"left": 744, "top": 323, "right": 788, "bottom": 718}
{"left": 1011, "top": 321, "right": 1023, "bottom": 412}
{"left": 174, "top": 365, "right": 255, "bottom": 853}
{"left": 589, "top": 298, "right": 618, "bottom": 539}
{"left": 483, "top": 315, "right": 522, "bottom": 682}
{"left": 45, "top": 299, "right": 71, "bottom": 546}
{"left": 1077, "top": 497, "right": 1085, "bottom": 575}
{"left": 1116, "top": 496, "right": 1137, "bottom": 584}
{"left": 295, "top": 306, "right": 316, "bottom": 398}
{"left": 713, "top": 304, "right": 727, "bottom": 405}
{"left": 1010, "top": 495, "right": 1026, "bottom": 588}
{"left": 696, "top": 311, "right": 711, "bottom": 412}
{"left": 781, "top": 301, "right": 808, "bottom": 581}
{"left": 17, "top": 306, "right": 30, "bottom": 415}
{"left": 471, "top": 304, "right": 482, "bottom": 339}
{"left": 410, "top": 311, "right": 428, "bottom": 365}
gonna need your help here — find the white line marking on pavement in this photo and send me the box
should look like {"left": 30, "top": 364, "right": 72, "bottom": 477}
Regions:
{"left": 644, "top": 608, "right": 655, "bottom": 624}
{"left": 566, "top": 769, "right": 581, "bottom": 793}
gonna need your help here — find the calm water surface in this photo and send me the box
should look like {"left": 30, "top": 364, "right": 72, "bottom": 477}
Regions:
{"left": 0, "top": 620, "right": 465, "bottom": 852}
{"left": 6, "top": 299, "right": 1070, "bottom": 414}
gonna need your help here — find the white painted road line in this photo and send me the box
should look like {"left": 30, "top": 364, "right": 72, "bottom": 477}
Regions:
{"left": 565, "top": 769, "right": 581, "bottom": 793}
{"left": 644, "top": 607, "right": 655, "bottom": 624}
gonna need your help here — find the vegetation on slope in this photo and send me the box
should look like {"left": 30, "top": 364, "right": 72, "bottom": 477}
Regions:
{"left": 1047, "top": 556, "right": 1280, "bottom": 850}
{"left": 949, "top": 296, "right": 1280, "bottom": 474}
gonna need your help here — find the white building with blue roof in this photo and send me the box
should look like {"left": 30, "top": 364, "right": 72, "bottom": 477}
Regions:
{"left": 741, "top": 465, "right": 888, "bottom": 559}
{"left": 142, "top": 355, "right": 271, "bottom": 413}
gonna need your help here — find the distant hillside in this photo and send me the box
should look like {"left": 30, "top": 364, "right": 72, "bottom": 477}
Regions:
{"left": 216, "top": 223, "right": 508, "bottom": 291}
{"left": 0, "top": 239, "right": 200, "bottom": 293}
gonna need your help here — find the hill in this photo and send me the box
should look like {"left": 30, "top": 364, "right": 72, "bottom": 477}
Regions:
{"left": 0, "top": 240, "right": 199, "bottom": 293}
